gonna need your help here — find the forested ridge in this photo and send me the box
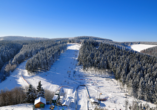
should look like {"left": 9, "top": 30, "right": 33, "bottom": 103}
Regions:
{"left": 78, "top": 41, "right": 157, "bottom": 103}
{"left": 0, "top": 39, "right": 68, "bottom": 81}
{"left": 26, "top": 43, "right": 67, "bottom": 72}
{"left": 141, "top": 46, "right": 157, "bottom": 57}
{"left": 0, "top": 42, "right": 22, "bottom": 70}
{"left": 0, "top": 41, "right": 23, "bottom": 81}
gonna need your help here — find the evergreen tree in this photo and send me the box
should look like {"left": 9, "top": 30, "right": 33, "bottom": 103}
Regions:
{"left": 25, "top": 84, "right": 36, "bottom": 103}
{"left": 78, "top": 40, "right": 157, "bottom": 103}
{"left": 36, "top": 81, "right": 45, "bottom": 98}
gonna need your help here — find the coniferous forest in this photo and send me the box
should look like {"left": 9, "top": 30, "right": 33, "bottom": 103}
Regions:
{"left": 26, "top": 43, "right": 67, "bottom": 72}
{"left": 0, "top": 39, "right": 68, "bottom": 81}
{"left": 1, "top": 36, "right": 157, "bottom": 109}
{"left": 141, "top": 46, "right": 157, "bottom": 57}
{"left": 78, "top": 40, "right": 157, "bottom": 103}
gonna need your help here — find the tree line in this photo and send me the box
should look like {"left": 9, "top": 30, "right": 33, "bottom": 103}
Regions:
{"left": 26, "top": 43, "right": 67, "bottom": 72}
{"left": 0, "top": 81, "right": 54, "bottom": 107}
{"left": 0, "top": 41, "right": 23, "bottom": 81}
{"left": 0, "top": 40, "right": 67, "bottom": 82}
{"left": 141, "top": 46, "right": 157, "bottom": 57}
{"left": 78, "top": 41, "right": 157, "bottom": 103}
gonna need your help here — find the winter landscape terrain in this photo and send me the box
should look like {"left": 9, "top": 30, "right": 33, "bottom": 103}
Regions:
{"left": 130, "top": 44, "right": 157, "bottom": 52}
{"left": 0, "top": 41, "right": 157, "bottom": 110}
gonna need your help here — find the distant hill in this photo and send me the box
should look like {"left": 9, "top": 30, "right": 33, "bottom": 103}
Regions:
{"left": 0, "top": 36, "right": 49, "bottom": 41}
{"left": 72, "top": 36, "right": 112, "bottom": 42}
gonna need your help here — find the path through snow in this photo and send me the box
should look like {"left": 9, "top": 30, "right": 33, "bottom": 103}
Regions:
{"left": 77, "top": 86, "right": 88, "bottom": 110}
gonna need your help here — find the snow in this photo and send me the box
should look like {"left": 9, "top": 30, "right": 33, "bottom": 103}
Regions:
{"left": 55, "top": 90, "right": 60, "bottom": 95}
{"left": 34, "top": 97, "right": 46, "bottom": 105}
{"left": 77, "top": 86, "right": 88, "bottom": 110}
{"left": 74, "top": 68, "right": 156, "bottom": 110}
{"left": 130, "top": 44, "right": 157, "bottom": 52}
{"left": 0, "top": 43, "right": 156, "bottom": 110}
{"left": 52, "top": 95, "right": 58, "bottom": 100}
{"left": 90, "top": 98, "right": 98, "bottom": 103}
{"left": 0, "top": 104, "right": 33, "bottom": 110}
{"left": 0, "top": 43, "right": 80, "bottom": 110}
{"left": 62, "top": 98, "right": 71, "bottom": 106}
{"left": 61, "top": 87, "right": 76, "bottom": 108}
{"left": 0, "top": 44, "right": 80, "bottom": 92}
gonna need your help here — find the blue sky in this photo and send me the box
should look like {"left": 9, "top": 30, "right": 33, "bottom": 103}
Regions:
{"left": 0, "top": 0, "right": 157, "bottom": 42}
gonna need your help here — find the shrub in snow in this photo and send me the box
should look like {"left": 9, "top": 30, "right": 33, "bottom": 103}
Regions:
{"left": 0, "top": 87, "right": 26, "bottom": 106}
{"left": 44, "top": 89, "right": 54, "bottom": 104}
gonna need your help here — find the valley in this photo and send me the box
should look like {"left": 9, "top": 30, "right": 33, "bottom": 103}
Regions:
{"left": 0, "top": 43, "right": 156, "bottom": 110}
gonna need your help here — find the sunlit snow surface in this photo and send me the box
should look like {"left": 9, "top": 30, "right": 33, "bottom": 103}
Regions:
{"left": 130, "top": 44, "right": 157, "bottom": 52}
{"left": 0, "top": 43, "right": 156, "bottom": 110}
{"left": 0, "top": 104, "right": 33, "bottom": 110}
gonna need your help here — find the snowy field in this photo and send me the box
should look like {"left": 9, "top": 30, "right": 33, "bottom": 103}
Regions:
{"left": 0, "top": 104, "right": 33, "bottom": 110}
{"left": 130, "top": 44, "right": 157, "bottom": 52}
{"left": 0, "top": 43, "right": 156, "bottom": 110}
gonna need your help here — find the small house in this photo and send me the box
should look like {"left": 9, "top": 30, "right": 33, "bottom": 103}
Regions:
{"left": 52, "top": 95, "right": 59, "bottom": 104}
{"left": 34, "top": 97, "right": 46, "bottom": 108}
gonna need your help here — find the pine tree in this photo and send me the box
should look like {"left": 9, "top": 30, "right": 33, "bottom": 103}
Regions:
{"left": 36, "top": 81, "right": 45, "bottom": 98}
{"left": 25, "top": 84, "right": 36, "bottom": 103}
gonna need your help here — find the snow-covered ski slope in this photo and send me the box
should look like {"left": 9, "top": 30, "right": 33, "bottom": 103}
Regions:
{"left": 0, "top": 44, "right": 80, "bottom": 91}
{"left": 0, "top": 44, "right": 81, "bottom": 110}
{"left": 0, "top": 43, "right": 156, "bottom": 110}
{"left": 130, "top": 44, "right": 157, "bottom": 52}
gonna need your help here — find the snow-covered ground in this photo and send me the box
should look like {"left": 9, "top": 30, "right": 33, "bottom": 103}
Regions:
{"left": 73, "top": 67, "right": 156, "bottom": 110}
{"left": 0, "top": 43, "right": 80, "bottom": 110}
{"left": 77, "top": 86, "right": 88, "bottom": 110}
{"left": 130, "top": 44, "right": 157, "bottom": 52}
{"left": 0, "top": 103, "right": 33, "bottom": 110}
{"left": 0, "top": 44, "right": 81, "bottom": 91}
{"left": 0, "top": 43, "right": 156, "bottom": 110}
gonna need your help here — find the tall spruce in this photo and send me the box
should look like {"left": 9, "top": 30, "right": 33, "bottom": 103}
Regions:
{"left": 25, "top": 84, "right": 36, "bottom": 103}
{"left": 36, "top": 81, "right": 45, "bottom": 98}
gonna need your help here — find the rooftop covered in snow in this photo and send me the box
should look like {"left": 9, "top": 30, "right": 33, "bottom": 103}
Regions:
{"left": 34, "top": 97, "right": 46, "bottom": 105}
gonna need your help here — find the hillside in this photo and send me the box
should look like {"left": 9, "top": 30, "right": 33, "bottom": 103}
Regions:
{"left": 130, "top": 44, "right": 157, "bottom": 52}
{"left": 0, "top": 36, "right": 49, "bottom": 41}
{"left": 0, "top": 37, "right": 157, "bottom": 110}
{"left": 0, "top": 43, "right": 156, "bottom": 110}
